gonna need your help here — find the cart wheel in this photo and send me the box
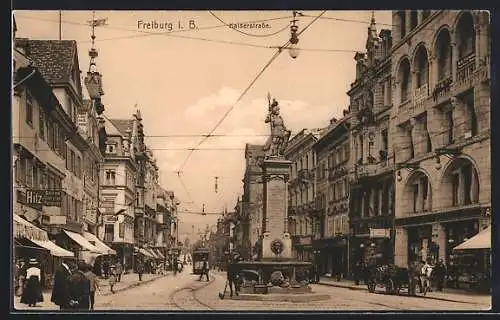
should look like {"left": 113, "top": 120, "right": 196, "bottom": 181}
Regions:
{"left": 385, "top": 279, "right": 394, "bottom": 294}
{"left": 367, "top": 281, "right": 376, "bottom": 293}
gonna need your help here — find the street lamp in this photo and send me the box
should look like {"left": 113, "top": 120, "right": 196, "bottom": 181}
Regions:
{"left": 289, "top": 11, "right": 300, "bottom": 59}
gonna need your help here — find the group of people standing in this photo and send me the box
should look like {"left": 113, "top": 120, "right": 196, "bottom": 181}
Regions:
{"left": 50, "top": 260, "right": 102, "bottom": 310}
{"left": 408, "top": 259, "right": 448, "bottom": 295}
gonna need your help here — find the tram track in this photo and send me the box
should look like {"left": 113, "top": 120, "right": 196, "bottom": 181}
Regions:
{"left": 168, "top": 275, "right": 216, "bottom": 310}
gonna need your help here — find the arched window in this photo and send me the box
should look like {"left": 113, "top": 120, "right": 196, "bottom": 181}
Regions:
{"left": 402, "top": 171, "right": 432, "bottom": 214}
{"left": 435, "top": 29, "right": 452, "bottom": 81}
{"left": 441, "top": 158, "right": 480, "bottom": 207}
{"left": 399, "top": 59, "right": 411, "bottom": 102}
{"left": 414, "top": 46, "right": 429, "bottom": 88}
{"left": 456, "top": 12, "right": 476, "bottom": 59}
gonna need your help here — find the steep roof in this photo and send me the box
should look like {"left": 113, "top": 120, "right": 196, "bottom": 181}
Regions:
{"left": 109, "top": 119, "right": 133, "bottom": 136}
{"left": 104, "top": 117, "right": 124, "bottom": 137}
{"left": 23, "top": 40, "right": 77, "bottom": 84}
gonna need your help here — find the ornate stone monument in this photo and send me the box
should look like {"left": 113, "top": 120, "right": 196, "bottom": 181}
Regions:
{"left": 260, "top": 94, "right": 293, "bottom": 260}
{"left": 234, "top": 94, "right": 323, "bottom": 300}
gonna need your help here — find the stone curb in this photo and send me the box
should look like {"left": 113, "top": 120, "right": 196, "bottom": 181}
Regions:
{"left": 318, "top": 281, "right": 487, "bottom": 305}
{"left": 100, "top": 275, "right": 166, "bottom": 296}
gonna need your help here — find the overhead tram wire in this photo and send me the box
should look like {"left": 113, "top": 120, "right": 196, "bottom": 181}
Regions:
{"left": 16, "top": 14, "right": 294, "bottom": 43}
{"left": 208, "top": 11, "right": 292, "bottom": 37}
{"left": 14, "top": 15, "right": 378, "bottom": 54}
{"left": 177, "top": 10, "right": 327, "bottom": 173}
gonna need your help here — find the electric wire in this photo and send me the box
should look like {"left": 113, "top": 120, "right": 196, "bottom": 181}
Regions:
{"left": 13, "top": 14, "right": 382, "bottom": 54}
{"left": 208, "top": 11, "right": 291, "bottom": 38}
{"left": 177, "top": 10, "right": 328, "bottom": 173}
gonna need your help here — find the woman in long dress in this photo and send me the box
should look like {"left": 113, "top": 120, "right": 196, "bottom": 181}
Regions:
{"left": 20, "top": 258, "right": 43, "bottom": 307}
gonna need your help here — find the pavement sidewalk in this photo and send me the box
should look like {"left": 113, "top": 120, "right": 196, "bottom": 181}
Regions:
{"left": 318, "top": 276, "right": 491, "bottom": 306}
{"left": 13, "top": 272, "right": 165, "bottom": 310}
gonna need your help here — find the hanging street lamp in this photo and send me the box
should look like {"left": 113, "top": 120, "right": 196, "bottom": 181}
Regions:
{"left": 289, "top": 11, "right": 300, "bottom": 59}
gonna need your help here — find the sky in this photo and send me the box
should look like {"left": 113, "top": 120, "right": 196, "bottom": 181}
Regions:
{"left": 14, "top": 10, "right": 392, "bottom": 242}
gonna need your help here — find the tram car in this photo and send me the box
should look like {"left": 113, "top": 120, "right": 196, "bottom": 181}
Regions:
{"left": 192, "top": 248, "right": 209, "bottom": 275}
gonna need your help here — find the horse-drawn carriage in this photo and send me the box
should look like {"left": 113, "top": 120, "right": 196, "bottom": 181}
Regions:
{"left": 366, "top": 264, "right": 410, "bottom": 295}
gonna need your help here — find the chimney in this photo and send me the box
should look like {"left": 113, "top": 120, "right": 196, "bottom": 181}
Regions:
{"left": 330, "top": 118, "right": 337, "bottom": 125}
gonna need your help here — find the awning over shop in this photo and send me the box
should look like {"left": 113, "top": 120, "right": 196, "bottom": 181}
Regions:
{"left": 146, "top": 248, "right": 159, "bottom": 259}
{"left": 453, "top": 226, "right": 491, "bottom": 250}
{"left": 155, "top": 249, "right": 165, "bottom": 259}
{"left": 31, "top": 239, "right": 75, "bottom": 257}
{"left": 136, "top": 247, "right": 154, "bottom": 258}
{"left": 63, "top": 230, "right": 102, "bottom": 253}
{"left": 83, "top": 232, "right": 117, "bottom": 255}
{"left": 13, "top": 214, "right": 49, "bottom": 241}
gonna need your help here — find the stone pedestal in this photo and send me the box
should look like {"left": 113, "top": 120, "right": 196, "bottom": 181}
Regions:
{"left": 261, "top": 157, "right": 293, "bottom": 260}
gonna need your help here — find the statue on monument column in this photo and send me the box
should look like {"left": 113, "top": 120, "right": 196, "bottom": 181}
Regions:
{"left": 263, "top": 93, "right": 291, "bottom": 157}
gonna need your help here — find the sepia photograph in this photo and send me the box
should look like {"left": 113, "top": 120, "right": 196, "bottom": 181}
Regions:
{"left": 11, "top": 9, "right": 492, "bottom": 312}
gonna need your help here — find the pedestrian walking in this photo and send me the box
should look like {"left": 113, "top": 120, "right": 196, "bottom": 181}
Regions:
{"left": 408, "top": 260, "right": 421, "bottom": 296}
{"left": 137, "top": 261, "right": 145, "bottom": 281}
{"left": 198, "top": 258, "right": 210, "bottom": 281}
{"left": 20, "top": 259, "right": 43, "bottom": 307}
{"left": 421, "top": 260, "right": 433, "bottom": 295}
{"left": 67, "top": 262, "right": 91, "bottom": 310}
{"left": 226, "top": 257, "right": 240, "bottom": 297}
{"left": 433, "top": 259, "right": 446, "bottom": 291}
{"left": 83, "top": 264, "right": 100, "bottom": 310}
{"left": 108, "top": 265, "right": 117, "bottom": 294}
{"left": 362, "top": 262, "right": 370, "bottom": 285}
{"left": 353, "top": 261, "right": 361, "bottom": 285}
{"left": 115, "top": 261, "right": 123, "bottom": 282}
{"left": 16, "top": 259, "right": 27, "bottom": 297}
{"left": 102, "top": 260, "right": 109, "bottom": 278}
{"left": 51, "top": 259, "right": 73, "bottom": 310}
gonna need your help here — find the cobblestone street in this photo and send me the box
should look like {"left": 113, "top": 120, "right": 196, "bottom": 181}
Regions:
{"left": 13, "top": 271, "right": 491, "bottom": 311}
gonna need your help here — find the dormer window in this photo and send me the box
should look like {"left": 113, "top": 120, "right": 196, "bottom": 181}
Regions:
{"left": 106, "top": 143, "right": 117, "bottom": 154}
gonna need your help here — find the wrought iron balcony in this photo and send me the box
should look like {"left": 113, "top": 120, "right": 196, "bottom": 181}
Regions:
{"left": 457, "top": 54, "right": 476, "bottom": 82}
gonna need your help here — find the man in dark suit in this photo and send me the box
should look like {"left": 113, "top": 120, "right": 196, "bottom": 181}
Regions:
{"left": 68, "top": 262, "right": 91, "bottom": 310}
{"left": 51, "top": 259, "right": 73, "bottom": 310}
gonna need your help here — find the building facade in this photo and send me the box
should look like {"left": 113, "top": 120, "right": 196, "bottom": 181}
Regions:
{"left": 242, "top": 144, "right": 265, "bottom": 259}
{"left": 312, "top": 117, "right": 351, "bottom": 277}
{"left": 79, "top": 99, "right": 104, "bottom": 235}
{"left": 100, "top": 114, "right": 139, "bottom": 270}
{"left": 390, "top": 10, "right": 491, "bottom": 284}
{"left": 284, "top": 129, "right": 321, "bottom": 262}
{"left": 347, "top": 15, "right": 395, "bottom": 270}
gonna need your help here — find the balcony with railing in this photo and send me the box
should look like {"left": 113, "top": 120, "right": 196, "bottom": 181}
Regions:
{"left": 453, "top": 54, "right": 489, "bottom": 95}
